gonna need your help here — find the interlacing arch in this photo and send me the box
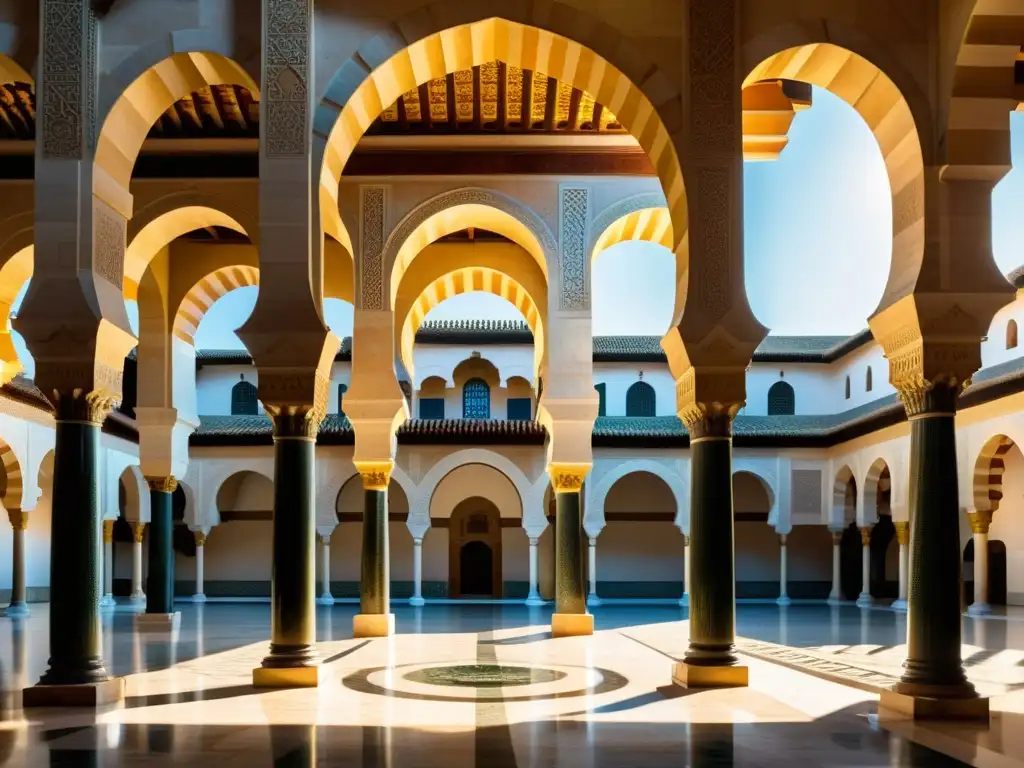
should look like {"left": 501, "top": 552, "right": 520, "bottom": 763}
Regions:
{"left": 591, "top": 208, "right": 673, "bottom": 262}
{"left": 946, "top": 1, "right": 1024, "bottom": 173}
{"left": 0, "top": 437, "right": 23, "bottom": 512}
{"left": 974, "top": 434, "right": 1018, "bottom": 514}
{"left": 173, "top": 265, "right": 260, "bottom": 343}
{"left": 318, "top": 17, "right": 687, "bottom": 257}
{"left": 743, "top": 43, "right": 925, "bottom": 308}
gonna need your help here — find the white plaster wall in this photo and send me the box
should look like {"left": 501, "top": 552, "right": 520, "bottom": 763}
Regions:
{"left": 204, "top": 521, "right": 272, "bottom": 581}
{"left": 736, "top": 522, "right": 781, "bottom": 581}
{"left": 422, "top": 526, "right": 448, "bottom": 582}
{"left": 196, "top": 365, "right": 258, "bottom": 416}
{"left": 172, "top": 338, "right": 199, "bottom": 424}
{"left": 327, "top": 361, "right": 352, "bottom": 415}
{"left": 597, "top": 522, "right": 684, "bottom": 582}
{"left": 23, "top": 492, "right": 52, "bottom": 588}
{"left": 429, "top": 463, "right": 523, "bottom": 519}
{"left": 593, "top": 363, "right": 675, "bottom": 416}
{"left": 413, "top": 345, "right": 535, "bottom": 388}
{"left": 982, "top": 292, "right": 1024, "bottom": 368}
{"left": 829, "top": 343, "right": 894, "bottom": 411}
{"left": 503, "top": 527, "right": 530, "bottom": 582}
{"left": 743, "top": 364, "right": 839, "bottom": 416}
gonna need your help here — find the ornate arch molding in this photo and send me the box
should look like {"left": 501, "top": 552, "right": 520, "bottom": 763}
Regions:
{"left": 587, "top": 193, "right": 670, "bottom": 261}
{"left": 586, "top": 459, "right": 686, "bottom": 534}
{"left": 375, "top": 187, "right": 557, "bottom": 311}
{"left": 320, "top": 464, "right": 417, "bottom": 527}
{"left": 0, "top": 436, "right": 25, "bottom": 512}
{"left": 861, "top": 457, "right": 892, "bottom": 524}
{"left": 418, "top": 449, "right": 535, "bottom": 524}
{"left": 129, "top": 190, "right": 259, "bottom": 248}
{"left": 0, "top": 30, "right": 35, "bottom": 85}
{"left": 973, "top": 433, "right": 1020, "bottom": 514}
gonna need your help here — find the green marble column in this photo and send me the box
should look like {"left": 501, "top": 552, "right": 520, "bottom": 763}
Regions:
{"left": 145, "top": 478, "right": 176, "bottom": 615}
{"left": 4, "top": 509, "right": 29, "bottom": 617}
{"left": 38, "top": 414, "right": 109, "bottom": 686}
{"left": 894, "top": 381, "right": 975, "bottom": 699}
{"left": 353, "top": 463, "right": 392, "bottom": 637}
{"left": 554, "top": 489, "right": 586, "bottom": 615}
{"left": 257, "top": 416, "right": 317, "bottom": 679}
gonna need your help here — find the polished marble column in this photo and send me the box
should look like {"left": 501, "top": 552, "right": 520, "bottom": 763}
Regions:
{"left": 586, "top": 536, "right": 601, "bottom": 607}
{"left": 880, "top": 380, "right": 984, "bottom": 719}
{"left": 856, "top": 526, "right": 873, "bottom": 607}
{"left": 254, "top": 413, "right": 320, "bottom": 687}
{"left": 99, "top": 520, "right": 116, "bottom": 612}
{"left": 354, "top": 461, "right": 394, "bottom": 638}
{"left": 138, "top": 477, "right": 178, "bottom": 628}
{"left": 316, "top": 534, "right": 334, "bottom": 606}
{"left": 892, "top": 521, "right": 909, "bottom": 611}
{"left": 550, "top": 465, "right": 592, "bottom": 636}
{"left": 526, "top": 536, "right": 543, "bottom": 606}
{"left": 410, "top": 537, "right": 425, "bottom": 607}
{"left": 967, "top": 511, "right": 993, "bottom": 616}
{"left": 679, "top": 534, "right": 690, "bottom": 607}
{"left": 776, "top": 534, "right": 791, "bottom": 606}
{"left": 3, "top": 508, "right": 28, "bottom": 617}
{"left": 192, "top": 531, "right": 207, "bottom": 603}
{"left": 25, "top": 402, "right": 123, "bottom": 706}
{"left": 129, "top": 522, "right": 146, "bottom": 610}
{"left": 827, "top": 530, "right": 843, "bottom": 603}
{"left": 675, "top": 412, "right": 747, "bottom": 687}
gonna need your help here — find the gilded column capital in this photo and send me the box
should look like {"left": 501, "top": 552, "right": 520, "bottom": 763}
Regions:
{"left": 859, "top": 526, "right": 873, "bottom": 546}
{"left": 684, "top": 535, "right": 690, "bottom": 547}
{"left": 355, "top": 460, "right": 393, "bottom": 491}
{"left": 969, "top": 510, "right": 993, "bottom": 535}
{"left": 894, "top": 521, "right": 910, "bottom": 546}
{"left": 679, "top": 402, "right": 740, "bottom": 441}
{"left": 779, "top": 534, "right": 788, "bottom": 547}
{"left": 130, "top": 522, "right": 146, "bottom": 543}
{"left": 102, "top": 519, "right": 114, "bottom": 543}
{"left": 194, "top": 531, "right": 207, "bottom": 547}
{"left": 268, "top": 403, "right": 325, "bottom": 440}
{"left": 6, "top": 508, "right": 26, "bottom": 530}
{"left": 319, "top": 533, "right": 330, "bottom": 546}
{"left": 549, "top": 463, "right": 590, "bottom": 494}
{"left": 146, "top": 476, "right": 177, "bottom": 494}
{"left": 830, "top": 530, "right": 843, "bottom": 545}
{"left": 51, "top": 387, "right": 119, "bottom": 425}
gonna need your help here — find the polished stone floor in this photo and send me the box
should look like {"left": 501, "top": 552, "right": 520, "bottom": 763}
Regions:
{"left": 1, "top": 603, "right": 1022, "bottom": 766}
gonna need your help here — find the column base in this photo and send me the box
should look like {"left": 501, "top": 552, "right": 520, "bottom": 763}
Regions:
{"left": 878, "top": 689, "right": 989, "bottom": 722}
{"left": 99, "top": 595, "right": 116, "bottom": 612}
{"left": 353, "top": 613, "right": 395, "bottom": 638}
{"left": 891, "top": 599, "right": 908, "bottom": 612}
{"left": 252, "top": 665, "right": 322, "bottom": 688}
{"left": 551, "top": 612, "right": 594, "bottom": 637}
{"left": 134, "top": 612, "right": 181, "bottom": 632}
{"left": 408, "top": 596, "right": 425, "bottom": 607}
{"left": 679, "top": 594, "right": 689, "bottom": 608}
{"left": 586, "top": 594, "right": 602, "bottom": 608}
{"left": 192, "top": 593, "right": 207, "bottom": 604}
{"left": 525, "top": 595, "right": 545, "bottom": 607}
{"left": 672, "top": 661, "right": 749, "bottom": 689}
{"left": 856, "top": 593, "right": 873, "bottom": 607}
{"left": 776, "top": 595, "right": 792, "bottom": 607}
{"left": 3, "top": 601, "right": 29, "bottom": 618}
{"left": 826, "top": 595, "right": 844, "bottom": 605}
{"left": 315, "top": 595, "right": 335, "bottom": 606}
{"left": 23, "top": 677, "right": 125, "bottom": 708}
{"left": 967, "top": 602, "right": 992, "bottom": 617}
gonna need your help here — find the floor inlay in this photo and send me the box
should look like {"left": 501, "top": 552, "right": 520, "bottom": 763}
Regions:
{"left": 406, "top": 664, "right": 566, "bottom": 688}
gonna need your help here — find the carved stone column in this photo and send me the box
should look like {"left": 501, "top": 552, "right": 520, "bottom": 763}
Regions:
{"left": 586, "top": 537, "right": 601, "bottom": 607}
{"left": 550, "top": 465, "right": 593, "bottom": 637}
{"left": 857, "top": 526, "right": 873, "bottom": 607}
{"left": 777, "top": 534, "right": 791, "bottom": 606}
{"left": 192, "top": 530, "right": 207, "bottom": 603}
{"left": 316, "top": 534, "right": 334, "bottom": 606}
{"left": 354, "top": 461, "right": 394, "bottom": 638}
{"left": 137, "top": 476, "right": 178, "bottom": 629}
{"left": 892, "top": 521, "right": 910, "bottom": 611}
{"left": 129, "top": 522, "right": 146, "bottom": 609}
{"left": 827, "top": 530, "right": 843, "bottom": 603}
{"left": 410, "top": 537, "right": 425, "bottom": 607}
{"left": 3, "top": 509, "right": 28, "bottom": 617}
{"left": 679, "top": 534, "right": 690, "bottom": 607}
{"left": 968, "top": 511, "right": 993, "bottom": 617}
{"left": 673, "top": 409, "right": 747, "bottom": 689}
{"left": 99, "top": 520, "right": 115, "bottom": 612}
{"left": 526, "top": 536, "right": 543, "bottom": 606}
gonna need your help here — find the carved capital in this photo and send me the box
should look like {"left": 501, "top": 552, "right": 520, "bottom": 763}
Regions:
{"left": 355, "top": 460, "right": 393, "bottom": 491}
{"left": 268, "top": 403, "right": 325, "bottom": 440}
{"left": 319, "top": 533, "right": 330, "bottom": 546}
{"left": 779, "top": 534, "right": 787, "bottom": 547}
{"left": 51, "top": 387, "right": 118, "bottom": 425}
{"left": 194, "top": 531, "right": 207, "bottom": 547}
{"left": 550, "top": 463, "right": 590, "bottom": 494}
{"left": 680, "top": 402, "right": 738, "bottom": 440}
{"left": 102, "top": 519, "right": 114, "bottom": 543}
{"left": 894, "top": 521, "right": 910, "bottom": 546}
{"left": 969, "top": 510, "right": 993, "bottom": 535}
{"left": 831, "top": 531, "right": 843, "bottom": 546}
{"left": 130, "top": 521, "right": 146, "bottom": 543}
{"left": 859, "top": 526, "right": 872, "bottom": 546}
{"left": 146, "top": 476, "right": 177, "bottom": 494}
{"left": 6, "top": 508, "right": 26, "bottom": 530}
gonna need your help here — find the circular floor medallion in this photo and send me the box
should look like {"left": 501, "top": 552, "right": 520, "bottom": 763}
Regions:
{"left": 405, "top": 664, "right": 566, "bottom": 688}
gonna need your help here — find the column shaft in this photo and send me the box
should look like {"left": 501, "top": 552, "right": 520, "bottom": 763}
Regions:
{"left": 193, "top": 531, "right": 206, "bottom": 602}
{"left": 4, "top": 511, "right": 28, "bottom": 616}
{"left": 555, "top": 489, "right": 586, "bottom": 615}
{"left": 410, "top": 538, "right": 424, "bottom": 606}
{"left": 361, "top": 487, "right": 389, "bottom": 615}
{"left": 526, "top": 537, "right": 542, "bottom": 605}
{"left": 968, "top": 512, "right": 992, "bottom": 616}
{"left": 146, "top": 479, "right": 175, "bottom": 615}
{"left": 829, "top": 532, "right": 842, "bottom": 602}
{"left": 777, "top": 535, "right": 790, "bottom": 605}
{"left": 39, "top": 419, "right": 109, "bottom": 685}
{"left": 130, "top": 525, "right": 145, "bottom": 604}
{"left": 857, "top": 527, "right": 872, "bottom": 606}
{"left": 262, "top": 434, "right": 317, "bottom": 669}
{"left": 896, "top": 388, "right": 974, "bottom": 697}
{"left": 587, "top": 537, "right": 600, "bottom": 605}
{"left": 317, "top": 535, "right": 334, "bottom": 604}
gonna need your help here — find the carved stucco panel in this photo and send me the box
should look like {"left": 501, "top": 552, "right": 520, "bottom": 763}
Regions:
{"left": 359, "top": 186, "right": 386, "bottom": 310}
{"left": 264, "top": 0, "right": 310, "bottom": 157}
{"left": 559, "top": 186, "right": 589, "bottom": 311}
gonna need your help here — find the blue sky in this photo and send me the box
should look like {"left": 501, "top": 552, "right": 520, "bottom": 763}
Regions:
{"left": 12, "top": 88, "right": 1024, "bottom": 365}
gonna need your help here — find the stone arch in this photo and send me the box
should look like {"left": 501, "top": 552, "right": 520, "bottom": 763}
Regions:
{"left": 318, "top": 464, "right": 417, "bottom": 528}
{"left": 0, "top": 242, "right": 33, "bottom": 383}
{"left": 398, "top": 266, "right": 545, "bottom": 383}
{"left": 0, "top": 435, "right": 24, "bottom": 512}
{"left": 214, "top": 469, "right": 275, "bottom": 522}
{"left": 733, "top": 470, "right": 776, "bottom": 515}
{"left": 862, "top": 458, "right": 891, "bottom": 523}
{"left": 742, "top": 42, "right": 925, "bottom": 317}
{"left": 177, "top": 478, "right": 199, "bottom": 528}
{"left": 974, "top": 434, "right": 1020, "bottom": 514}
{"left": 587, "top": 460, "right": 686, "bottom": 533}
{"left": 95, "top": 52, "right": 259, "bottom": 217}
{"left": 419, "top": 449, "right": 535, "bottom": 524}
{"left": 173, "top": 265, "right": 260, "bottom": 343}
{"left": 317, "top": 14, "right": 687, "bottom": 257}
{"left": 118, "top": 464, "right": 150, "bottom": 523}
{"left": 428, "top": 464, "right": 523, "bottom": 521}
{"left": 382, "top": 189, "right": 555, "bottom": 310}
{"left": 833, "top": 465, "right": 857, "bottom": 527}
{"left": 589, "top": 202, "right": 673, "bottom": 264}
{"left": 0, "top": 50, "right": 32, "bottom": 87}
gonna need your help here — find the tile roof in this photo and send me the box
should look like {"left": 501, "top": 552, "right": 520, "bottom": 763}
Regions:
{"left": 0, "top": 374, "right": 53, "bottom": 412}
{"left": 414, "top": 319, "right": 534, "bottom": 345}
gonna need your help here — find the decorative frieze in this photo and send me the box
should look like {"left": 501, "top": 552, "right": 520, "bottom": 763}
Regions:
{"left": 6, "top": 508, "right": 26, "bottom": 530}
{"left": 550, "top": 464, "right": 589, "bottom": 493}
{"left": 359, "top": 186, "right": 386, "bottom": 310}
{"left": 263, "top": 0, "right": 311, "bottom": 157}
{"left": 40, "top": 0, "right": 93, "bottom": 159}
{"left": 356, "top": 460, "right": 394, "bottom": 491}
{"left": 969, "top": 510, "right": 993, "bottom": 535}
{"left": 146, "top": 476, "right": 178, "bottom": 494}
{"left": 859, "top": 526, "right": 873, "bottom": 546}
{"left": 130, "top": 522, "right": 147, "bottom": 543}
{"left": 559, "top": 187, "right": 589, "bottom": 311}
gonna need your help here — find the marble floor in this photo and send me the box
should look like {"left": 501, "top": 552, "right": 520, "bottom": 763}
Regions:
{"left": 1, "top": 603, "right": 1023, "bottom": 766}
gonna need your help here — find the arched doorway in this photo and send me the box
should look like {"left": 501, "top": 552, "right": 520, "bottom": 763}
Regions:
{"left": 449, "top": 499, "right": 502, "bottom": 598}
{"left": 964, "top": 538, "right": 1008, "bottom": 607}
{"left": 833, "top": 467, "right": 859, "bottom": 600}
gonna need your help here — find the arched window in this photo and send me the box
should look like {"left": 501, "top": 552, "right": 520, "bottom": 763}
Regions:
{"left": 625, "top": 381, "right": 656, "bottom": 417}
{"left": 462, "top": 378, "right": 491, "bottom": 419}
{"left": 594, "top": 383, "right": 607, "bottom": 417}
{"left": 231, "top": 375, "right": 258, "bottom": 415}
{"left": 337, "top": 383, "right": 348, "bottom": 415}
{"left": 845, "top": 375, "right": 851, "bottom": 400}
{"left": 865, "top": 366, "right": 873, "bottom": 393}
{"left": 767, "top": 381, "right": 795, "bottom": 415}
{"left": 1008, "top": 319, "right": 1019, "bottom": 350}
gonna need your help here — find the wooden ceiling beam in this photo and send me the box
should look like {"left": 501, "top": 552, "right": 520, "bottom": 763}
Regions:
{"left": 471, "top": 65, "right": 481, "bottom": 131}
{"left": 497, "top": 62, "right": 507, "bottom": 129}
{"left": 591, "top": 102, "right": 603, "bottom": 132}
{"left": 543, "top": 76, "right": 558, "bottom": 131}
{"left": 206, "top": 87, "right": 226, "bottom": 131}
{"left": 567, "top": 88, "right": 582, "bottom": 132}
{"left": 520, "top": 69, "right": 533, "bottom": 130}
{"left": 397, "top": 95, "right": 409, "bottom": 131}
{"left": 418, "top": 83, "right": 432, "bottom": 130}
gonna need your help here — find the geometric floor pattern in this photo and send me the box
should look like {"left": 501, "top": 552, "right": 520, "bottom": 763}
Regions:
{"left": 1, "top": 603, "right": 1023, "bottom": 766}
